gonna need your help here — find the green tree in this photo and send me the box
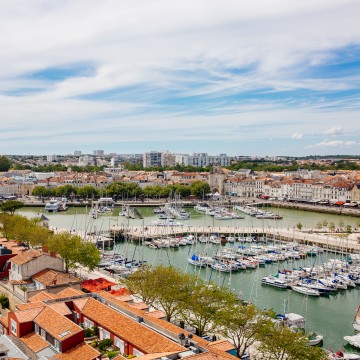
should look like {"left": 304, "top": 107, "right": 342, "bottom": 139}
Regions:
{"left": 45, "top": 233, "right": 99, "bottom": 272}
{"left": 122, "top": 265, "right": 197, "bottom": 322}
{"left": 257, "top": 320, "right": 327, "bottom": 360}
{"left": 296, "top": 222, "right": 303, "bottom": 231}
{"left": 79, "top": 241, "right": 101, "bottom": 271}
{"left": 0, "top": 200, "right": 24, "bottom": 214}
{"left": 217, "top": 302, "right": 266, "bottom": 358}
{"left": 0, "top": 294, "right": 10, "bottom": 309}
{"left": 190, "top": 181, "right": 210, "bottom": 198}
{"left": 77, "top": 186, "right": 99, "bottom": 199}
{"left": 31, "top": 186, "right": 53, "bottom": 198}
{"left": 0, "top": 156, "right": 11, "bottom": 171}
{"left": 345, "top": 224, "right": 352, "bottom": 233}
{"left": 182, "top": 284, "right": 237, "bottom": 336}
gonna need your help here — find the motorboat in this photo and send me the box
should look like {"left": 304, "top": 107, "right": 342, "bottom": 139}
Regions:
{"left": 353, "top": 306, "right": 360, "bottom": 332}
{"left": 261, "top": 275, "right": 289, "bottom": 289}
{"left": 188, "top": 254, "right": 207, "bottom": 267}
{"left": 291, "top": 285, "right": 320, "bottom": 296}
{"left": 344, "top": 333, "right": 360, "bottom": 348}
{"left": 45, "top": 199, "right": 61, "bottom": 212}
{"left": 326, "top": 350, "right": 360, "bottom": 359}
{"left": 307, "top": 332, "right": 324, "bottom": 346}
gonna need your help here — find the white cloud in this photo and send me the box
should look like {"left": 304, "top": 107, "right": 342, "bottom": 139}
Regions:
{"left": 325, "top": 126, "right": 344, "bottom": 135}
{"left": 292, "top": 133, "right": 303, "bottom": 139}
{"left": 305, "top": 140, "right": 358, "bottom": 148}
{"left": 0, "top": 0, "right": 360, "bottom": 154}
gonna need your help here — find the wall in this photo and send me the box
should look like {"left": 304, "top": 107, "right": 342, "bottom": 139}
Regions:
{"left": 61, "top": 329, "right": 84, "bottom": 352}
{"left": 10, "top": 254, "right": 64, "bottom": 282}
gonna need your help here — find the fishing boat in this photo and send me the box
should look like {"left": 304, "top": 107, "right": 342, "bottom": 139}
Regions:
{"left": 291, "top": 285, "right": 320, "bottom": 297}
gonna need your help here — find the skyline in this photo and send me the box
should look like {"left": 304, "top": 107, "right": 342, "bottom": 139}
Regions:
{"left": 1, "top": 1, "right": 360, "bottom": 156}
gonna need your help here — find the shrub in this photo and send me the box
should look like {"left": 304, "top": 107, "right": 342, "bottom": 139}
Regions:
{"left": 107, "top": 350, "right": 120, "bottom": 359}
{"left": 98, "top": 338, "right": 112, "bottom": 351}
{"left": 84, "top": 328, "right": 93, "bottom": 337}
{"left": 0, "top": 294, "right": 9, "bottom": 309}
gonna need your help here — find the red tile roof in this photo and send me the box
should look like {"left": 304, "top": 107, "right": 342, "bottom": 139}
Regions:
{"left": 82, "top": 297, "right": 184, "bottom": 354}
{"left": 53, "top": 342, "right": 100, "bottom": 360}
{"left": 21, "top": 332, "right": 50, "bottom": 353}
{"left": 32, "top": 269, "right": 81, "bottom": 287}
{"left": 10, "top": 249, "right": 43, "bottom": 265}
{"left": 34, "top": 306, "right": 83, "bottom": 342}
{"left": 14, "top": 308, "right": 43, "bottom": 323}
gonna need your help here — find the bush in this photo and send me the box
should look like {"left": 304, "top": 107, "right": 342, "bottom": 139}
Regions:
{"left": 0, "top": 294, "right": 9, "bottom": 309}
{"left": 84, "top": 328, "right": 93, "bottom": 337}
{"left": 98, "top": 338, "right": 112, "bottom": 351}
{"left": 107, "top": 350, "right": 120, "bottom": 359}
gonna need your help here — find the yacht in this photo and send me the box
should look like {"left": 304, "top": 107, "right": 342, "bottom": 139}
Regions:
{"left": 261, "top": 275, "right": 289, "bottom": 289}
{"left": 45, "top": 199, "right": 61, "bottom": 212}
{"left": 291, "top": 285, "right": 320, "bottom": 297}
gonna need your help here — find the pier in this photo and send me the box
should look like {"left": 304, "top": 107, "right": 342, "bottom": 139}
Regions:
{"left": 110, "top": 225, "right": 360, "bottom": 253}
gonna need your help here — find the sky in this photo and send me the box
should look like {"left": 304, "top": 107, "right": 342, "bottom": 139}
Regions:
{"left": 1, "top": 0, "right": 360, "bottom": 157}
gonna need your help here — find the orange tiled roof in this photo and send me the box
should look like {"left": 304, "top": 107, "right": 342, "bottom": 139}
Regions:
{"left": 53, "top": 342, "right": 100, "bottom": 360}
{"left": 186, "top": 351, "right": 236, "bottom": 360}
{"left": 147, "top": 310, "right": 167, "bottom": 319}
{"left": 129, "top": 302, "right": 149, "bottom": 310}
{"left": 0, "top": 314, "right": 8, "bottom": 328}
{"left": 10, "top": 249, "right": 43, "bottom": 265}
{"left": 29, "top": 291, "right": 57, "bottom": 303}
{"left": 82, "top": 297, "right": 184, "bottom": 354}
{"left": 56, "top": 287, "right": 85, "bottom": 298}
{"left": 48, "top": 302, "right": 72, "bottom": 316}
{"left": 32, "top": 269, "right": 81, "bottom": 287}
{"left": 98, "top": 291, "right": 208, "bottom": 348}
{"left": 117, "top": 352, "right": 179, "bottom": 360}
{"left": 15, "top": 308, "right": 43, "bottom": 323}
{"left": 207, "top": 340, "right": 236, "bottom": 352}
{"left": 34, "top": 306, "right": 83, "bottom": 342}
{"left": 73, "top": 297, "right": 90, "bottom": 311}
{"left": 21, "top": 332, "right": 50, "bottom": 353}
{"left": 16, "top": 302, "right": 46, "bottom": 311}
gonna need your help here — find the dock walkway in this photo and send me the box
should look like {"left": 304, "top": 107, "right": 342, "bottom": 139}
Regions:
{"left": 110, "top": 225, "right": 360, "bottom": 253}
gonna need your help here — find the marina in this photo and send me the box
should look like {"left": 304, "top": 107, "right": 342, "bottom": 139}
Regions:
{"left": 16, "top": 204, "right": 360, "bottom": 352}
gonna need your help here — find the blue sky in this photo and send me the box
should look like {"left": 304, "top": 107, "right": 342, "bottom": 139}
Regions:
{"left": 1, "top": 0, "right": 360, "bottom": 156}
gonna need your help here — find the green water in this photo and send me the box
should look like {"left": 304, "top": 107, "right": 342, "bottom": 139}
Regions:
{"left": 17, "top": 205, "right": 360, "bottom": 352}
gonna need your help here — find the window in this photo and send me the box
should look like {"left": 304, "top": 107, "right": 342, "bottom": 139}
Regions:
{"left": 54, "top": 339, "right": 60, "bottom": 351}
{"left": 35, "top": 324, "right": 39, "bottom": 333}
{"left": 41, "top": 329, "right": 46, "bottom": 339}
{"left": 99, "top": 327, "right": 110, "bottom": 340}
{"left": 10, "top": 319, "right": 17, "bottom": 336}
{"left": 114, "top": 337, "right": 125, "bottom": 353}
{"left": 84, "top": 318, "right": 94, "bottom": 328}
{"left": 133, "top": 349, "right": 144, "bottom": 357}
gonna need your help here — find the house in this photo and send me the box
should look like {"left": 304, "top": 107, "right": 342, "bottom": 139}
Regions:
{"left": 9, "top": 249, "right": 64, "bottom": 283}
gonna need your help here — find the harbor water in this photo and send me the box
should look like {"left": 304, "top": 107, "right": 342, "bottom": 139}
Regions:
{"left": 17, "top": 205, "right": 360, "bottom": 352}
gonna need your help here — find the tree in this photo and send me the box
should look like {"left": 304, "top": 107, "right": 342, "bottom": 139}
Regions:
{"left": 0, "top": 200, "right": 24, "bottom": 214}
{"left": 122, "top": 265, "right": 197, "bottom": 322}
{"left": 190, "top": 181, "right": 210, "bottom": 198}
{"left": 217, "top": 303, "right": 266, "bottom": 358}
{"left": 0, "top": 294, "right": 10, "bottom": 309}
{"left": 296, "top": 222, "right": 303, "bottom": 231}
{"left": 182, "top": 284, "right": 237, "bottom": 336}
{"left": 0, "top": 213, "right": 19, "bottom": 240}
{"left": 0, "top": 156, "right": 11, "bottom": 171}
{"left": 79, "top": 241, "right": 101, "bottom": 271}
{"left": 45, "top": 233, "right": 100, "bottom": 272}
{"left": 31, "top": 186, "right": 53, "bottom": 198}
{"left": 257, "top": 320, "right": 327, "bottom": 360}
{"left": 77, "top": 186, "right": 99, "bottom": 199}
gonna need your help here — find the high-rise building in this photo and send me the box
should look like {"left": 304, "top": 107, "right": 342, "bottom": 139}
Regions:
{"left": 47, "top": 154, "right": 58, "bottom": 162}
{"left": 143, "top": 151, "right": 164, "bottom": 168}
{"left": 74, "top": 150, "right": 82, "bottom": 156}
{"left": 93, "top": 150, "right": 105, "bottom": 156}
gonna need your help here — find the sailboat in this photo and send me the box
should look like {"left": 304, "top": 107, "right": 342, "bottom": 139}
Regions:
{"left": 353, "top": 306, "right": 360, "bottom": 332}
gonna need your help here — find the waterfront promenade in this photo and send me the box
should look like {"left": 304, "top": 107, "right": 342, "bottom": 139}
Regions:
{"left": 110, "top": 225, "right": 360, "bottom": 253}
